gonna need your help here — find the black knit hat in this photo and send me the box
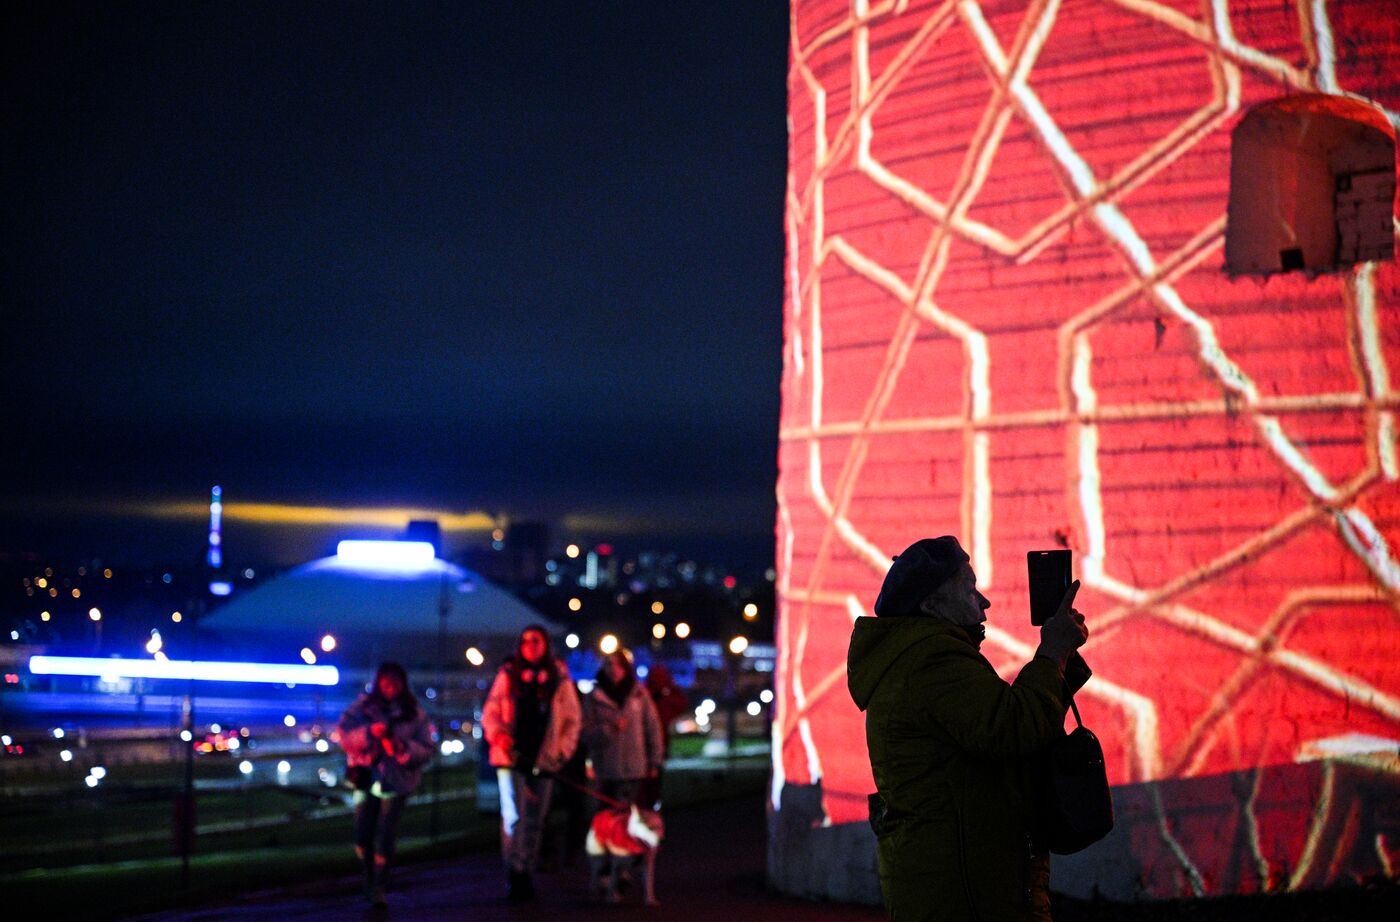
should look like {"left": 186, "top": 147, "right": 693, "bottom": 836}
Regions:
{"left": 874, "top": 537, "right": 969, "bottom": 616}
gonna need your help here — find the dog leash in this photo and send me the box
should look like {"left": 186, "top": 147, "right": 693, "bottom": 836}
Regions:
{"left": 535, "top": 769, "right": 629, "bottom": 810}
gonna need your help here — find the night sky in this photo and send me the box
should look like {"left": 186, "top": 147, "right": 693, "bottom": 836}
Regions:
{"left": 2, "top": 2, "right": 789, "bottom": 568}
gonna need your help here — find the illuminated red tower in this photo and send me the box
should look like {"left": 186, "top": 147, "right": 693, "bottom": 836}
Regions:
{"left": 773, "top": 0, "right": 1399, "bottom": 902}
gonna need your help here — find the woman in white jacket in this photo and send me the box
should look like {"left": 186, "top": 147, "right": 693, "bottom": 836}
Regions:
{"left": 481, "top": 625, "right": 580, "bottom": 900}
{"left": 582, "top": 648, "right": 663, "bottom": 806}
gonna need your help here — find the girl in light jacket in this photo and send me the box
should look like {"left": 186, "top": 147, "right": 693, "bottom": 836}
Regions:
{"left": 337, "top": 662, "right": 435, "bottom": 907}
{"left": 582, "top": 648, "right": 663, "bottom": 806}
{"left": 481, "top": 625, "right": 581, "bottom": 900}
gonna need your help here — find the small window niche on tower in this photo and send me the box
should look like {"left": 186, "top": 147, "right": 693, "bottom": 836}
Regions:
{"left": 1225, "top": 94, "right": 1396, "bottom": 277}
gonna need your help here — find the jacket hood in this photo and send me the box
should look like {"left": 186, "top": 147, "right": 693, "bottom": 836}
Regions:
{"left": 847, "top": 616, "right": 979, "bottom": 711}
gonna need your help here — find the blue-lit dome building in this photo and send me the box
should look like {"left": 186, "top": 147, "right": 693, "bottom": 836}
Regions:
{"left": 200, "top": 542, "right": 547, "bottom": 671}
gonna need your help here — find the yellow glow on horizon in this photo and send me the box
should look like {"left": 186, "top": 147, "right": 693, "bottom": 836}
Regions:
{"left": 113, "top": 501, "right": 498, "bottom": 532}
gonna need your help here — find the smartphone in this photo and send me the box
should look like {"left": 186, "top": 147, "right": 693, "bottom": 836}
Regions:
{"left": 1027, "top": 549, "right": 1072, "bottom": 626}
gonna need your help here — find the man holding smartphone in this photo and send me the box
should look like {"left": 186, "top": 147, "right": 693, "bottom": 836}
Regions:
{"left": 847, "top": 536, "right": 1090, "bottom": 922}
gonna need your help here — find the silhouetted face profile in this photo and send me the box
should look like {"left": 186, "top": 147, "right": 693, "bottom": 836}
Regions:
{"left": 377, "top": 671, "right": 405, "bottom": 700}
{"left": 520, "top": 629, "right": 548, "bottom": 665}
{"left": 923, "top": 562, "right": 991, "bottom": 628}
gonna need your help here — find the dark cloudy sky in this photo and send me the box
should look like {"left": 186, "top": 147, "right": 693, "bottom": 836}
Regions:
{"left": 2, "top": 2, "right": 789, "bottom": 567}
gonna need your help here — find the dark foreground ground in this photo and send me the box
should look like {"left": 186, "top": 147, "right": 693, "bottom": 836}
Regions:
{"left": 118, "top": 791, "right": 1399, "bottom": 922}
{"left": 130, "top": 792, "right": 880, "bottom": 922}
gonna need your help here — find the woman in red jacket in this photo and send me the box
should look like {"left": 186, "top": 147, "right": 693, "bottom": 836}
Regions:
{"left": 481, "top": 625, "right": 581, "bottom": 900}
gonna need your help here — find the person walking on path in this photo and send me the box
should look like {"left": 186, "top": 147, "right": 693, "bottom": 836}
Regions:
{"left": 847, "top": 536, "right": 1091, "bottom": 922}
{"left": 337, "top": 661, "right": 436, "bottom": 908}
{"left": 482, "top": 625, "right": 581, "bottom": 900}
{"left": 581, "top": 648, "right": 664, "bottom": 808}
{"left": 539, "top": 682, "right": 591, "bottom": 871}
{"left": 638, "top": 662, "right": 689, "bottom": 810}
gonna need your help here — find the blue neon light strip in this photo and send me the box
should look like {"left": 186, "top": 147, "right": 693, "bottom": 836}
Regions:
{"left": 28, "top": 656, "right": 339, "bottom": 686}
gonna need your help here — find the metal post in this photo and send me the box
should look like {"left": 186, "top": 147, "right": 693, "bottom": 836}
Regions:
{"left": 431, "top": 572, "right": 450, "bottom": 841}
{"left": 724, "top": 652, "right": 738, "bottom": 768}
{"left": 95, "top": 745, "right": 107, "bottom": 862}
{"left": 177, "top": 597, "right": 203, "bottom": 890}
{"left": 178, "top": 690, "right": 195, "bottom": 888}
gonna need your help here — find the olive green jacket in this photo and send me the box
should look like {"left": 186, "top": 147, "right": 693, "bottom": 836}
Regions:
{"left": 847, "top": 616, "right": 1090, "bottom": 922}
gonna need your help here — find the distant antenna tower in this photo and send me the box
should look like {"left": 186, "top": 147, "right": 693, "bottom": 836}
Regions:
{"left": 207, "top": 485, "right": 223, "bottom": 569}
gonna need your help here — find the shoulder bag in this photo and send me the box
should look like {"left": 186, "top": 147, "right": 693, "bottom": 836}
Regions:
{"left": 1043, "top": 692, "right": 1114, "bottom": 854}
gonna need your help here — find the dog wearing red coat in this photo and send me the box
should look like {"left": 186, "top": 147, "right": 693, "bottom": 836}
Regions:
{"left": 585, "top": 803, "right": 664, "bottom": 906}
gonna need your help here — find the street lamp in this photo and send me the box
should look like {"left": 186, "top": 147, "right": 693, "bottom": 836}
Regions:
{"left": 722, "top": 638, "right": 748, "bottom": 758}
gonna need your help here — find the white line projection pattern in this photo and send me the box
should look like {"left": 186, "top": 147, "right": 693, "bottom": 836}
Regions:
{"left": 776, "top": 0, "right": 1399, "bottom": 887}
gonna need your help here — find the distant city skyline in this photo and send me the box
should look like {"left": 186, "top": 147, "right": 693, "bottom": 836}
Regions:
{"left": 1, "top": 490, "right": 779, "bottom": 572}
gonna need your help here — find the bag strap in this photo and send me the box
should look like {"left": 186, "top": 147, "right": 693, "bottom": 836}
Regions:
{"left": 1064, "top": 678, "right": 1083, "bottom": 729}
